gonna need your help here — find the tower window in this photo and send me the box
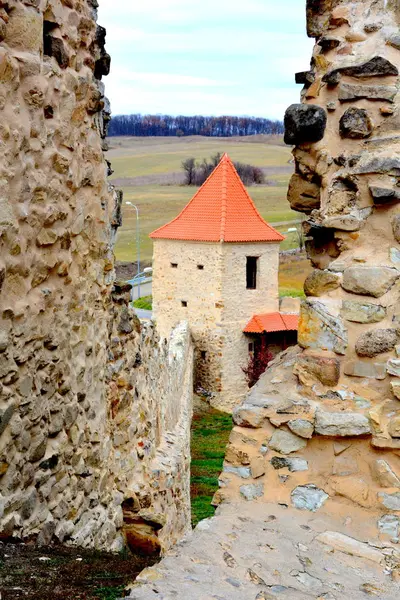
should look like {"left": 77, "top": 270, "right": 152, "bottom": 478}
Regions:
{"left": 197, "top": 264, "right": 204, "bottom": 270}
{"left": 246, "top": 257, "right": 258, "bottom": 289}
{"left": 248, "top": 342, "right": 254, "bottom": 354}
{"left": 200, "top": 351, "right": 207, "bottom": 360}
{"left": 181, "top": 300, "right": 188, "bottom": 307}
{"left": 171, "top": 262, "right": 178, "bottom": 268}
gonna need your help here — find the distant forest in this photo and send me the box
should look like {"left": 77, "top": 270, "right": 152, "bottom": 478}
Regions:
{"left": 108, "top": 114, "right": 284, "bottom": 137}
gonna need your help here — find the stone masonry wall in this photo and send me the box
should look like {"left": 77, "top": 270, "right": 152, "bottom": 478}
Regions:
{"left": 216, "top": 0, "right": 400, "bottom": 535}
{"left": 0, "top": 0, "right": 193, "bottom": 553}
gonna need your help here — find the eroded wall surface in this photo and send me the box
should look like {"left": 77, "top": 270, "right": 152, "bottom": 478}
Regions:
{"left": 216, "top": 0, "right": 400, "bottom": 527}
{"left": 0, "top": 0, "right": 193, "bottom": 552}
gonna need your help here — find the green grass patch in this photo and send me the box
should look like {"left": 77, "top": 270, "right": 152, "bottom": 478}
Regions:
{"left": 94, "top": 585, "right": 126, "bottom": 600}
{"left": 190, "top": 401, "right": 232, "bottom": 527}
{"left": 279, "top": 287, "right": 306, "bottom": 298}
{"left": 133, "top": 295, "right": 152, "bottom": 310}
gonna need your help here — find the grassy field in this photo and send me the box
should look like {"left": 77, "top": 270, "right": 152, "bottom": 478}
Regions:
{"left": 190, "top": 398, "right": 232, "bottom": 527}
{"left": 107, "top": 135, "right": 310, "bottom": 294}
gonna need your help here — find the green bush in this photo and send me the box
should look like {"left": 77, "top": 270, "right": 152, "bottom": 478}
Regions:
{"left": 133, "top": 295, "right": 152, "bottom": 310}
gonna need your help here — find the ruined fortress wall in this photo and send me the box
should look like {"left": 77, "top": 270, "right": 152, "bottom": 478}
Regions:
{"left": 0, "top": 0, "right": 193, "bottom": 552}
{"left": 216, "top": 0, "right": 400, "bottom": 528}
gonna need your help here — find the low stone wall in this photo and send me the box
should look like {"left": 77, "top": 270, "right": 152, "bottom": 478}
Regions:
{"left": 0, "top": 0, "right": 193, "bottom": 553}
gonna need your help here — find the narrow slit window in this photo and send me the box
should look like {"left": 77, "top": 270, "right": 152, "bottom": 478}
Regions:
{"left": 197, "top": 265, "right": 204, "bottom": 270}
{"left": 248, "top": 342, "right": 254, "bottom": 354}
{"left": 200, "top": 351, "right": 207, "bottom": 360}
{"left": 246, "top": 257, "right": 258, "bottom": 290}
{"left": 171, "top": 262, "right": 178, "bottom": 268}
{"left": 181, "top": 300, "right": 188, "bottom": 307}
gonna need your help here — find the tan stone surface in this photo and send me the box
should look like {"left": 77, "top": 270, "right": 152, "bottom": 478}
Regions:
{"left": 0, "top": 0, "right": 194, "bottom": 552}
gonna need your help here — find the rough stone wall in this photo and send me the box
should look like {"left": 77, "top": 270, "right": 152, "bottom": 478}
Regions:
{"left": 215, "top": 0, "right": 400, "bottom": 530}
{"left": 152, "top": 239, "right": 280, "bottom": 412}
{"left": 0, "top": 0, "right": 193, "bottom": 552}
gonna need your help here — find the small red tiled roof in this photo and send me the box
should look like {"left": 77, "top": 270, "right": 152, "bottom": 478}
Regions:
{"left": 150, "top": 154, "right": 285, "bottom": 243}
{"left": 243, "top": 312, "right": 299, "bottom": 334}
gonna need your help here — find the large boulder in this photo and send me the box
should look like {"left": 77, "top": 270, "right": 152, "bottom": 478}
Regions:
{"left": 291, "top": 484, "right": 329, "bottom": 511}
{"left": 355, "top": 329, "right": 399, "bottom": 357}
{"left": 315, "top": 410, "right": 371, "bottom": 436}
{"left": 341, "top": 300, "right": 386, "bottom": 323}
{"left": 287, "top": 174, "right": 321, "bottom": 213}
{"left": 268, "top": 429, "right": 307, "bottom": 455}
{"left": 304, "top": 269, "right": 341, "bottom": 296}
{"left": 339, "top": 107, "right": 373, "bottom": 139}
{"left": 342, "top": 266, "right": 399, "bottom": 298}
{"left": 284, "top": 104, "right": 327, "bottom": 145}
{"left": 298, "top": 300, "right": 348, "bottom": 355}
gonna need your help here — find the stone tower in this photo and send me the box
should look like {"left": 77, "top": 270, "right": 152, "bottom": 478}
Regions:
{"left": 151, "top": 154, "right": 285, "bottom": 413}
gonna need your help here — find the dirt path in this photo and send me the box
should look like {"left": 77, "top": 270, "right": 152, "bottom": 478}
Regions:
{"left": 0, "top": 542, "right": 156, "bottom": 600}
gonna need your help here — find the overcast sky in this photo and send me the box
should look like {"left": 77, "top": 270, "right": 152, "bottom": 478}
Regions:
{"left": 97, "top": 0, "right": 313, "bottom": 120}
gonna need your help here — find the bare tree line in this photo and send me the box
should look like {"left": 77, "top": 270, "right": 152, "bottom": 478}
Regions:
{"left": 108, "top": 114, "right": 284, "bottom": 137}
{"left": 182, "top": 154, "right": 265, "bottom": 187}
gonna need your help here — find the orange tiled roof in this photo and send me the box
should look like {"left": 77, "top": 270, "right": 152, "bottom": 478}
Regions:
{"left": 150, "top": 154, "right": 285, "bottom": 243}
{"left": 243, "top": 312, "right": 299, "bottom": 334}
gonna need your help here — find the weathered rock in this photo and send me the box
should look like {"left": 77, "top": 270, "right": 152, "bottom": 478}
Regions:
{"left": 318, "top": 36, "right": 341, "bottom": 52}
{"left": 293, "top": 355, "right": 340, "bottom": 386}
{"left": 392, "top": 381, "right": 400, "bottom": 400}
{"left": 341, "top": 300, "right": 386, "bottom": 324}
{"left": 304, "top": 270, "right": 341, "bottom": 297}
{"left": 378, "top": 514, "right": 400, "bottom": 539}
{"left": 355, "top": 329, "right": 399, "bottom": 358}
{"left": 390, "top": 247, "right": 400, "bottom": 265}
{"left": 369, "top": 185, "right": 400, "bottom": 205}
{"left": 270, "top": 456, "right": 308, "bottom": 472}
{"left": 387, "top": 359, "right": 400, "bottom": 377}
{"left": 373, "top": 459, "right": 400, "bottom": 488}
{"left": 316, "top": 531, "right": 385, "bottom": 564}
{"left": 269, "top": 429, "right": 307, "bottom": 455}
{"left": 315, "top": 410, "right": 371, "bottom": 436}
{"left": 342, "top": 266, "right": 399, "bottom": 298}
{"left": 0, "top": 330, "right": 9, "bottom": 353}
{"left": 352, "top": 156, "right": 400, "bottom": 176}
{"left": 239, "top": 483, "right": 264, "bottom": 501}
{"left": 223, "top": 464, "right": 251, "bottom": 479}
{"left": 0, "top": 403, "right": 15, "bottom": 436}
{"left": 250, "top": 456, "right": 266, "bottom": 479}
{"left": 333, "top": 56, "right": 399, "bottom": 79}
{"left": 288, "top": 419, "right": 314, "bottom": 439}
{"left": 389, "top": 417, "right": 400, "bottom": 439}
{"left": 339, "top": 107, "right": 373, "bottom": 139}
{"left": 393, "top": 215, "right": 400, "bottom": 243}
{"left": 287, "top": 174, "right": 321, "bottom": 213}
{"left": 284, "top": 104, "right": 327, "bottom": 145}
{"left": 232, "top": 405, "right": 265, "bottom": 428}
{"left": 344, "top": 360, "right": 387, "bottom": 380}
{"left": 338, "top": 83, "right": 397, "bottom": 103}
{"left": 378, "top": 492, "right": 400, "bottom": 511}
{"left": 298, "top": 300, "right": 348, "bottom": 355}
{"left": 291, "top": 484, "right": 328, "bottom": 512}
{"left": 387, "top": 33, "right": 400, "bottom": 50}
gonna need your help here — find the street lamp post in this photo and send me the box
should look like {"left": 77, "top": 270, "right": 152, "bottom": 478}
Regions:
{"left": 126, "top": 202, "right": 141, "bottom": 299}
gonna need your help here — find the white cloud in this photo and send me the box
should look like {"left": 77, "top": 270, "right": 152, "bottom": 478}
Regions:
{"left": 97, "top": 0, "right": 313, "bottom": 119}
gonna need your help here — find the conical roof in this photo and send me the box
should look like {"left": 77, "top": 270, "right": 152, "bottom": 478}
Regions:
{"left": 150, "top": 154, "right": 285, "bottom": 243}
